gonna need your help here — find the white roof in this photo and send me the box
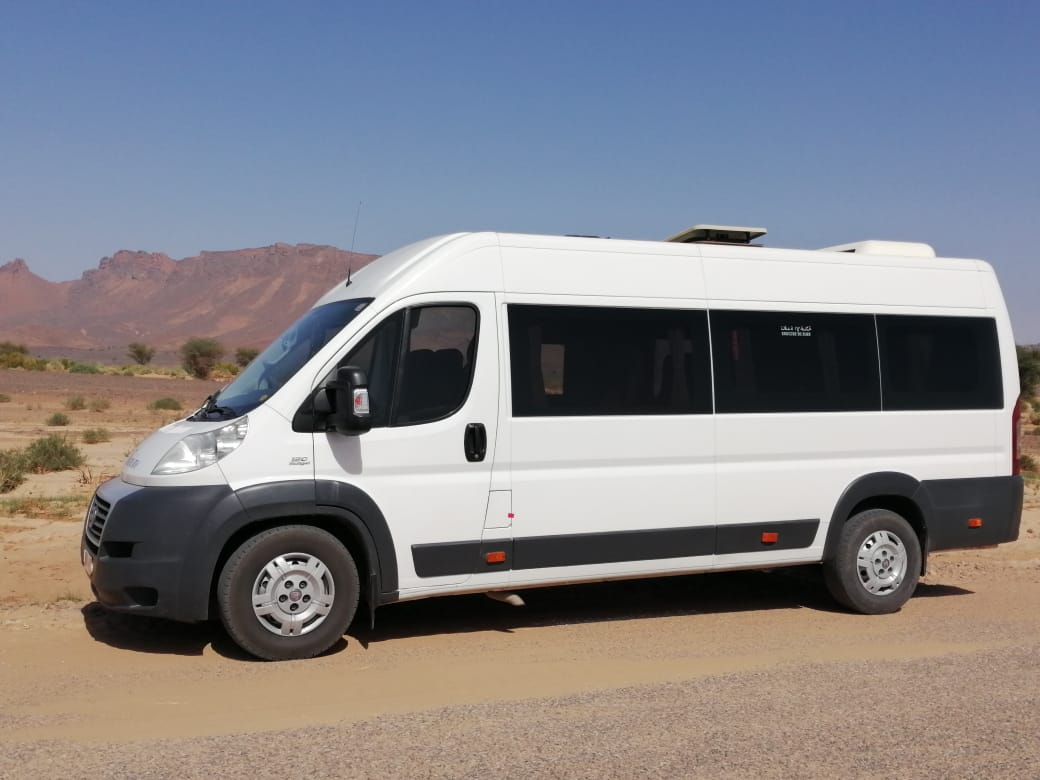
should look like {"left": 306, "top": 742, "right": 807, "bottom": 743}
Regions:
{"left": 820, "top": 240, "right": 936, "bottom": 258}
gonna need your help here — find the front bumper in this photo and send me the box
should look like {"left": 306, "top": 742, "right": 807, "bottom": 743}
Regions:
{"left": 81, "top": 478, "right": 243, "bottom": 622}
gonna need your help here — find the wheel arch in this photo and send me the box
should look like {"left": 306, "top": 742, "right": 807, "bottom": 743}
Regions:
{"left": 208, "top": 509, "right": 385, "bottom": 618}
{"left": 824, "top": 472, "right": 932, "bottom": 574}
{"left": 197, "top": 480, "right": 399, "bottom": 622}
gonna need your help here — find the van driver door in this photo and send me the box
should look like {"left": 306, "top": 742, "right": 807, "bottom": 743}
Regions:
{"left": 311, "top": 293, "right": 505, "bottom": 593}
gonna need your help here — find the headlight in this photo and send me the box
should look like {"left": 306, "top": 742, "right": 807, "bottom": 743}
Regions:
{"left": 152, "top": 417, "right": 249, "bottom": 475}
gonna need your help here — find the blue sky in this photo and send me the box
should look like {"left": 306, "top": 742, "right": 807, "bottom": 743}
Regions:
{"left": 2, "top": 1, "right": 1038, "bottom": 340}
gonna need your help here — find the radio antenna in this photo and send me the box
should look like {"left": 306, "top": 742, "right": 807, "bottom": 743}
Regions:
{"left": 346, "top": 200, "right": 363, "bottom": 286}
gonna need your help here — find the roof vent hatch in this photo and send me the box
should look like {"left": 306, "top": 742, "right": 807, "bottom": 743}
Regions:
{"left": 665, "top": 224, "right": 767, "bottom": 245}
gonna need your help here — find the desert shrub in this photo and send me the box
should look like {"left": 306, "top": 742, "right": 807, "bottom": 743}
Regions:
{"left": 64, "top": 395, "right": 87, "bottom": 410}
{"left": 22, "top": 435, "right": 84, "bottom": 473}
{"left": 0, "top": 342, "right": 29, "bottom": 368}
{"left": 1019, "top": 345, "right": 1040, "bottom": 400}
{"left": 212, "top": 362, "right": 240, "bottom": 379}
{"left": 127, "top": 342, "right": 156, "bottom": 365}
{"left": 0, "top": 341, "right": 28, "bottom": 355}
{"left": 46, "top": 412, "right": 71, "bottom": 426}
{"left": 0, "top": 449, "right": 27, "bottom": 493}
{"left": 81, "top": 428, "right": 111, "bottom": 444}
{"left": 88, "top": 398, "right": 111, "bottom": 412}
{"left": 148, "top": 397, "right": 183, "bottom": 411}
{"left": 0, "top": 393, "right": 10, "bottom": 403}
{"left": 67, "top": 361, "right": 100, "bottom": 374}
{"left": 1020, "top": 454, "right": 1038, "bottom": 473}
{"left": 235, "top": 347, "right": 260, "bottom": 367}
{"left": 180, "top": 337, "right": 224, "bottom": 379}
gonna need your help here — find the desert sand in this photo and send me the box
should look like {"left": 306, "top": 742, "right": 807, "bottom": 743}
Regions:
{"left": 1, "top": 368, "right": 1038, "bottom": 779}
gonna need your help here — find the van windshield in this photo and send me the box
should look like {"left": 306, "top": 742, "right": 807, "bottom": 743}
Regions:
{"left": 194, "top": 298, "right": 373, "bottom": 419}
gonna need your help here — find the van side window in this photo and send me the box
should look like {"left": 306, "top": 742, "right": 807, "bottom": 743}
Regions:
{"left": 711, "top": 311, "right": 880, "bottom": 413}
{"left": 393, "top": 305, "right": 478, "bottom": 425}
{"left": 508, "top": 305, "right": 712, "bottom": 416}
{"left": 878, "top": 315, "right": 1002, "bottom": 410}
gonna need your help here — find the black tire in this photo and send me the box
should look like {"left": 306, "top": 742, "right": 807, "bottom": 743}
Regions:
{"left": 218, "top": 525, "right": 359, "bottom": 661}
{"left": 823, "top": 509, "right": 921, "bottom": 614}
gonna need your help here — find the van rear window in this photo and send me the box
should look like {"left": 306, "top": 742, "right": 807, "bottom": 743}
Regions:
{"left": 877, "top": 315, "right": 1002, "bottom": 410}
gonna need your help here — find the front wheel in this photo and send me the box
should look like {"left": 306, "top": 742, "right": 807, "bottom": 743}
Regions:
{"left": 218, "top": 525, "right": 359, "bottom": 661}
{"left": 823, "top": 509, "right": 921, "bottom": 614}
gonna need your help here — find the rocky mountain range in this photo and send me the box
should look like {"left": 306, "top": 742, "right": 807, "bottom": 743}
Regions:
{"left": 0, "top": 244, "right": 379, "bottom": 357}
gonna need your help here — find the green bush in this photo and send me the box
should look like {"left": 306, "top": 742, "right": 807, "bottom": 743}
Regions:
{"left": 81, "top": 428, "right": 111, "bottom": 444}
{"left": 1019, "top": 345, "right": 1040, "bottom": 400}
{"left": 127, "top": 342, "right": 156, "bottom": 365}
{"left": 0, "top": 341, "right": 28, "bottom": 355}
{"left": 180, "top": 337, "right": 224, "bottom": 379}
{"left": 148, "top": 397, "right": 183, "bottom": 411}
{"left": 89, "top": 398, "right": 111, "bottom": 412}
{"left": 0, "top": 393, "right": 10, "bottom": 403}
{"left": 235, "top": 347, "right": 260, "bottom": 367}
{"left": 1020, "top": 453, "right": 1038, "bottom": 473}
{"left": 213, "top": 362, "right": 241, "bottom": 378}
{"left": 22, "top": 435, "right": 84, "bottom": 473}
{"left": 0, "top": 449, "right": 26, "bottom": 493}
{"left": 64, "top": 395, "right": 87, "bottom": 411}
{"left": 67, "top": 361, "right": 100, "bottom": 374}
{"left": 0, "top": 342, "right": 29, "bottom": 368}
{"left": 46, "top": 412, "right": 71, "bottom": 426}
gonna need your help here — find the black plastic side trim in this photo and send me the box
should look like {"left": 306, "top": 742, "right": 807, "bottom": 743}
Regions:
{"left": 917, "top": 475, "right": 1023, "bottom": 551}
{"left": 413, "top": 541, "right": 480, "bottom": 577}
{"left": 412, "top": 540, "right": 514, "bottom": 577}
{"left": 715, "top": 519, "right": 820, "bottom": 554}
{"left": 412, "top": 526, "right": 716, "bottom": 577}
{"left": 514, "top": 527, "right": 715, "bottom": 569}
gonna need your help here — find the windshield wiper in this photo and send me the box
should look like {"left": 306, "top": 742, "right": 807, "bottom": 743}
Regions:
{"left": 191, "top": 393, "right": 238, "bottom": 421}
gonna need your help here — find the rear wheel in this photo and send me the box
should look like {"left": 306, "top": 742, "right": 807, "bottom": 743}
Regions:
{"left": 218, "top": 525, "right": 359, "bottom": 661}
{"left": 823, "top": 509, "right": 921, "bottom": 614}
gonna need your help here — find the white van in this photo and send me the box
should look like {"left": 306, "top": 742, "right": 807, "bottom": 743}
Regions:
{"left": 81, "top": 227, "right": 1025, "bottom": 660}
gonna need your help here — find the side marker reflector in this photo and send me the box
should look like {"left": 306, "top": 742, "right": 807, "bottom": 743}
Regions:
{"left": 968, "top": 518, "right": 983, "bottom": 528}
{"left": 761, "top": 532, "right": 779, "bottom": 544}
{"left": 486, "top": 551, "right": 507, "bottom": 564}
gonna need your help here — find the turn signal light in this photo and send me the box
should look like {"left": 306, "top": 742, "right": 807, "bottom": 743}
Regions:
{"left": 486, "top": 551, "right": 507, "bottom": 564}
{"left": 968, "top": 518, "right": 983, "bottom": 529}
{"left": 761, "top": 532, "right": 779, "bottom": 544}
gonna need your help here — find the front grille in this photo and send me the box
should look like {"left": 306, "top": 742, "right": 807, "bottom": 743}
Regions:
{"left": 83, "top": 496, "right": 111, "bottom": 552}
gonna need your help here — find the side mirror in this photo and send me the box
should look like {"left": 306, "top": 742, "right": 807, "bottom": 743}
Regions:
{"left": 325, "top": 366, "right": 372, "bottom": 434}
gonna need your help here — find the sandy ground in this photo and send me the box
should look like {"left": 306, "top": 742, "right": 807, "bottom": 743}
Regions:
{"left": 1, "top": 368, "right": 1038, "bottom": 778}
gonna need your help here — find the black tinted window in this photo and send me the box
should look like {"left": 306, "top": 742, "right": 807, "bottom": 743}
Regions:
{"left": 333, "top": 305, "right": 478, "bottom": 427}
{"left": 508, "top": 305, "right": 712, "bottom": 416}
{"left": 878, "top": 315, "right": 1001, "bottom": 410}
{"left": 337, "top": 311, "right": 404, "bottom": 427}
{"left": 393, "top": 306, "right": 478, "bottom": 425}
{"left": 711, "top": 311, "right": 880, "bottom": 413}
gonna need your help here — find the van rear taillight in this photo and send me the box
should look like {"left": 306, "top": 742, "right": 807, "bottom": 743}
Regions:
{"left": 1012, "top": 396, "right": 1022, "bottom": 475}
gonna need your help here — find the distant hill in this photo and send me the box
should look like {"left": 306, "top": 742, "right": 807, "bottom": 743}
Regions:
{"left": 0, "top": 244, "right": 378, "bottom": 355}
